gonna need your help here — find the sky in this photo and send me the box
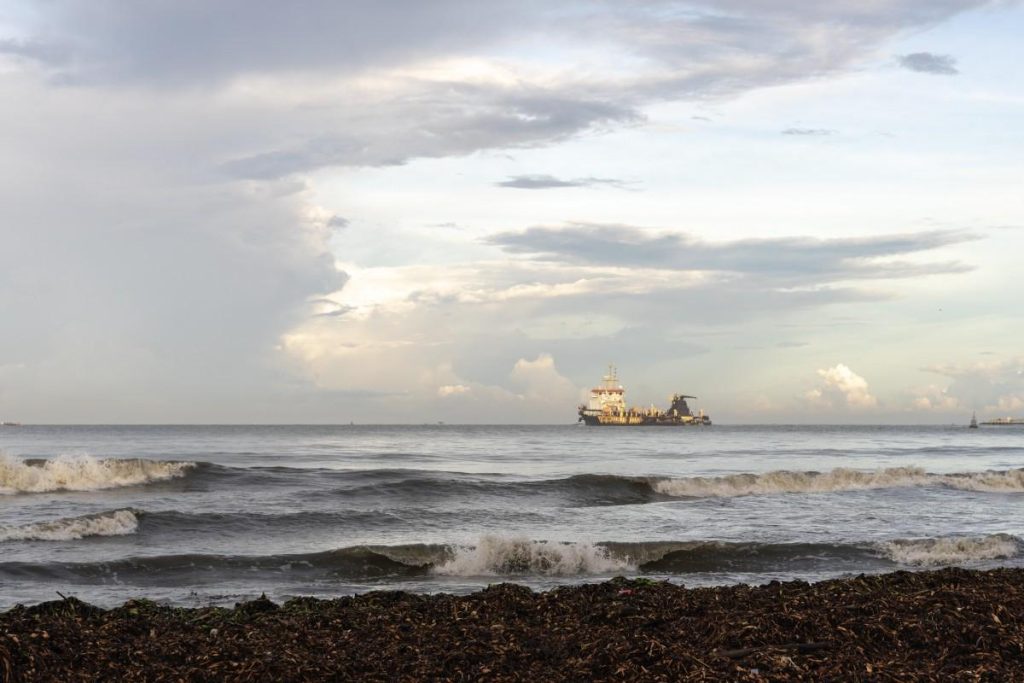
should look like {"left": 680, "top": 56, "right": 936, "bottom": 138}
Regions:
{"left": 1, "top": 1, "right": 1022, "bottom": 424}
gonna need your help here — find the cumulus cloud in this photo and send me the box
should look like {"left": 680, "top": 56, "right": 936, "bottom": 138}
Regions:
{"left": 509, "top": 353, "right": 580, "bottom": 404}
{"left": 898, "top": 52, "right": 959, "bottom": 75}
{"left": 806, "top": 364, "right": 878, "bottom": 409}
{"left": 926, "top": 357, "right": 1024, "bottom": 415}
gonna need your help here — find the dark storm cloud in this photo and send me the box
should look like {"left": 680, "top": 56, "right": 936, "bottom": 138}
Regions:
{"left": 496, "top": 174, "right": 628, "bottom": 189}
{"left": 898, "top": 52, "right": 960, "bottom": 74}
{"left": 488, "top": 224, "right": 978, "bottom": 282}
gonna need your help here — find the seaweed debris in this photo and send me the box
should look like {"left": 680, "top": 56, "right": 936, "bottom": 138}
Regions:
{"left": 3, "top": 567, "right": 1024, "bottom": 681}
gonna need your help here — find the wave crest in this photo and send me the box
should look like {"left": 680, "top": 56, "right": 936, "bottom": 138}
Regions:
{"left": 941, "top": 469, "right": 1024, "bottom": 492}
{"left": 0, "top": 454, "right": 194, "bottom": 494}
{"left": 651, "top": 467, "right": 930, "bottom": 498}
{"left": 434, "top": 535, "right": 632, "bottom": 576}
{"left": 877, "top": 534, "right": 1022, "bottom": 567}
{"left": 0, "top": 509, "right": 139, "bottom": 542}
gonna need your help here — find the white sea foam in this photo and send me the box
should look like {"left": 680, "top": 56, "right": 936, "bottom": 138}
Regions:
{"left": 0, "top": 509, "right": 139, "bottom": 542}
{"left": 0, "top": 454, "right": 194, "bottom": 494}
{"left": 876, "top": 534, "right": 1022, "bottom": 567}
{"left": 650, "top": 467, "right": 932, "bottom": 498}
{"left": 433, "top": 535, "right": 633, "bottom": 576}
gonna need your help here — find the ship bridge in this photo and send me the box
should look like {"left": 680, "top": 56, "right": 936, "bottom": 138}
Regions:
{"left": 586, "top": 365, "right": 626, "bottom": 414}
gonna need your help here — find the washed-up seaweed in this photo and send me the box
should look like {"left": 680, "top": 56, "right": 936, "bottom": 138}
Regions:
{"left": 3, "top": 567, "right": 1024, "bottom": 681}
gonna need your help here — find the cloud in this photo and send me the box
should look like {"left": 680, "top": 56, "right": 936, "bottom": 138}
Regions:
{"left": 0, "top": 75, "right": 347, "bottom": 421}
{"left": 0, "top": 0, "right": 1005, "bottom": 422}
{"left": 438, "top": 384, "right": 471, "bottom": 397}
{"left": 487, "top": 223, "right": 978, "bottom": 284}
{"left": 910, "top": 384, "right": 960, "bottom": 411}
{"left": 7, "top": 1, "right": 533, "bottom": 84}
{"left": 11, "top": 2, "right": 985, "bottom": 87}
{"left": 218, "top": 94, "right": 639, "bottom": 179}
{"left": 781, "top": 128, "right": 836, "bottom": 136}
{"left": 0, "top": 39, "right": 71, "bottom": 65}
{"left": 806, "top": 364, "right": 878, "bottom": 409}
{"left": 926, "top": 357, "right": 1024, "bottom": 414}
{"left": 509, "top": 353, "right": 579, "bottom": 404}
{"left": 313, "top": 304, "right": 356, "bottom": 318}
{"left": 6, "top": 1, "right": 987, "bottom": 181}
{"left": 898, "top": 52, "right": 960, "bottom": 75}
{"left": 496, "top": 174, "right": 628, "bottom": 190}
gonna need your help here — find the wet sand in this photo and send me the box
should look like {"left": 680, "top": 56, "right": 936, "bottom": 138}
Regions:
{"left": 3, "top": 567, "right": 1023, "bottom": 681}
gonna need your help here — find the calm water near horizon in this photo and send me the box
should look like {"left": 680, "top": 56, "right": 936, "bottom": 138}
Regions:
{"left": 2, "top": 424, "right": 1023, "bottom": 608}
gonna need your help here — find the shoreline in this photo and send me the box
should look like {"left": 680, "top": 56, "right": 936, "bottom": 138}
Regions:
{"left": 3, "top": 567, "right": 1023, "bottom": 680}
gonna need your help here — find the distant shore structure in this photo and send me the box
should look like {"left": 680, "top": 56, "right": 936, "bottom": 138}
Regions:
{"left": 0, "top": 421, "right": 22, "bottom": 427}
{"left": 577, "top": 365, "right": 711, "bottom": 426}
{"left": 980, "top": 416, "right": 1024, "bottom": 426}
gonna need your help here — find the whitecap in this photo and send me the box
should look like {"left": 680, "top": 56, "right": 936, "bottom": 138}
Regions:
{"left": 0, "top": 509, "right": 140, "bottom": 542}
{"left": 0, "top": 454, "right": 194, "bottom": 494}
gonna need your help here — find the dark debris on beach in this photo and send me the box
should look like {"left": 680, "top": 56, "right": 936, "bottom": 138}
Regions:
{"left": 3, "top": 567, "right": 1024, "bottom": 681}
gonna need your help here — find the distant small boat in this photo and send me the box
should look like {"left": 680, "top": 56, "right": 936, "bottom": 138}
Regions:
{"left": 969, "top": 412, "right": 978, "bottom": 429}
{"left": 0, "top": 421, "right": 22, "bottom": 427}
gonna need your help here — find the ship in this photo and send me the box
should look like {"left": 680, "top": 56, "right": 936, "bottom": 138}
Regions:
{"left": 969, "top": 411, "right": 978, "bottom": 429}
{"left": 577, "top": 366, "right": 711, "bottom": 426}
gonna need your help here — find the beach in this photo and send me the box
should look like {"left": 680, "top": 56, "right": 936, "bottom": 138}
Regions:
{"left": 4, "top": 567, "right": 1023, "bottom": 681}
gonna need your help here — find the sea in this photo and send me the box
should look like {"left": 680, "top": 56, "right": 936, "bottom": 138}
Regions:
{"left": 2, "top": 424, "right": 1023, "bottom": 609}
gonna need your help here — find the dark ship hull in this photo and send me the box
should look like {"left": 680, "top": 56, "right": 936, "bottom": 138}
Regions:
{"left": 578, "top": 413, "right": 711, "bottom": 426}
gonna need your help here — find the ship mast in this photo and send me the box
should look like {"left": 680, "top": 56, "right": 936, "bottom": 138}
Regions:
{"left": 602, "top": 364, "right": 620, "bottom": 390}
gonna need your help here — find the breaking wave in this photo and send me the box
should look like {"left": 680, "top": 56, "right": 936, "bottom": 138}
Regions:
{"left": 3, "top": 534, "right": 1017, "bottom": 584}
{"left": 433, "top": 536, "right": 630, "bottom": 577}
{"left": 0, "top": 510, "right": 139, "bottom": 542}
{"left": 650, "top": 467, "right": 1024, "bottom": 498}
{"left": 939, "top": 469, "right": 1024, "bottom": 492}
{"left": 875, "top": 534, "right": 1023, "bottom": 567}
{"left": 0, "top": 455, "right": 195, "bottom": 494}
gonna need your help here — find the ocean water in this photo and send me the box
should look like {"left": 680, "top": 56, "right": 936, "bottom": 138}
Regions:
{"left": 1, "top": 424, "right": 1023, "bottom": 608}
